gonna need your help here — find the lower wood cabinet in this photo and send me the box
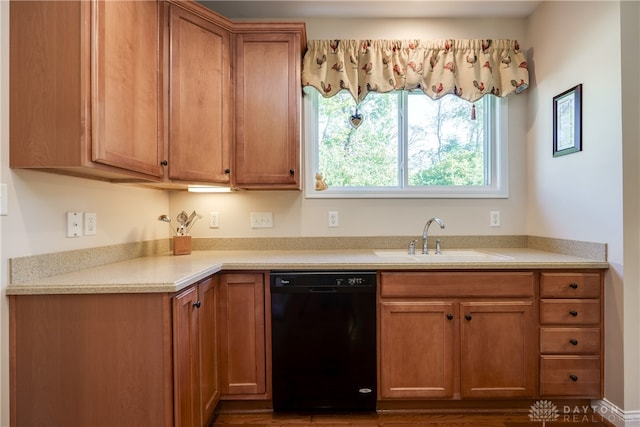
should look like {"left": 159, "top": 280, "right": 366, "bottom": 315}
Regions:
{"left": 459, "top": 301, "right": 535, "bottom": 398}
{"left": 379, "top": 301, "right": 455, "bottom": 398}
{"left": 173, "top": 276, "right": 220, "bottom": 427}
{"left": 379, "top": 271, "right": 537, "bottom": 400}
{"left": 9, "top": 267, "right": 606, "bottom": 426}
{"left": 539, "top": 272, "right": 603, "bottom": 398}
{"left": 10, "top": 293, "right": 175, "bottom": 427}
{"left": 9, "top": 276, "right": 220, "bottom": 427}
{"left": 379, "top": 270, "right": 605, "bottom": 403}
{"left": 217, "top": 272, "right": 269, "bottom": 399}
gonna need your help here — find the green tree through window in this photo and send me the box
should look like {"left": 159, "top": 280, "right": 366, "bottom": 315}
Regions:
{"left": 307, "top": 88, "right": 506, "bottom": 198}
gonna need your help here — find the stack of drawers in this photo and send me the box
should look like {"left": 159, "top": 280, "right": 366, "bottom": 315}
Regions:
{"left": 539, "top": 272, "right": 603, "bottom": 398}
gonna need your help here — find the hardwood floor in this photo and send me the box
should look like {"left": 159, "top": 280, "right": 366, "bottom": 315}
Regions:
{"left": 211, "top": 412, "right": 615, "bottom": 426}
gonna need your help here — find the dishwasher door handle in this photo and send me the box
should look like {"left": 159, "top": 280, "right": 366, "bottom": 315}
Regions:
{"left": 309, "top": 287, "right": 338, "bottom": 293}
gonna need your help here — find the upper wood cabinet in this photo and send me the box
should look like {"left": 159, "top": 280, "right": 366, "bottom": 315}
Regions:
{"left": 10, "top": 0, "right": 165, "bottom": 181}
{"left": 10, "top": 1, "right": 307, "bottom": 189}
{"left": 167, "top": 3, "right": 232, "bottom": 184}
{"left": 233, "top": 26, "right": 306, "bottom": 190}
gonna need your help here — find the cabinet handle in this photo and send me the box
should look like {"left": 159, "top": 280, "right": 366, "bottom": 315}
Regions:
{"left": 160, "top": 160, "right": 168, "bottom": 166}
{"left": 193, "top": 301, "right": 201, "bottom": 308}
{"left": 569, "top": 310, "right": 579, "bottom": 317}
{"left": 570, "top": 339, "right": 579, "bottom": 346}
{"left": 569, "top": 283, "right": 579, "bottom": 289}
{"left": 569, "top": 374, "right": 578, "bottom": 382}
{"left": 465, "top": 314, "right": 472, "bottom": 321}
{"left": 289, "top": 169, "right": 295, "bottom": 175}
{"left": 224, "top": 168, "right": 230, "bottom": 174}
{"left": 446, "top": 313, "right": 453, "bottom": 320}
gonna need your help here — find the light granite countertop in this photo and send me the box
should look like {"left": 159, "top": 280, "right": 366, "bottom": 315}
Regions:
{"left": 6, "top": 248, "right": 609, "bottom": 295}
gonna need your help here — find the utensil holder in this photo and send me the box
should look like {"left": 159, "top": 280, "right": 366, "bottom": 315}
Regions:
{"left": 173, "top": 236, "right": 192, "bottom": 255}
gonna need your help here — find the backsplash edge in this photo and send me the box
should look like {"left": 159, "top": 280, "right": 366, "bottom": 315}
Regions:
{"left": 9, "top": 239, "right": 171, "bottom": 284}
{"left": 8, "top": 235, "right": 606, "bottom": 284}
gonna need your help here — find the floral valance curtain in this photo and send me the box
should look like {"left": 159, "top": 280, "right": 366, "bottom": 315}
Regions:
{"left": 301, "top": 39, "right": 529, "bottom": 104}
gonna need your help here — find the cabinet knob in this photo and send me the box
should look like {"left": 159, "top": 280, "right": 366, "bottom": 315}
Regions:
{"left": 465, "top": 314, "right": 472, "bottom": 321}
{"left": 569, "top": 374, "right": 578, "bottom": 382}
{"left": 289, "top": 169, "right": 295, "bottom": 175}
{"left": 570, "top": 339, "right": 579, "bottom": 346}
{"left": 193, "top": 301, "right": 201, "bottom": 308}
{"left": 160, "top": 160, "right": 168, "bottom": 166}
{"left": 569, "top": 283, "right": 579, "bottom": 289}
{"left": 569, "top": 310, "right": 579, "bottom": 317}
{"left": 224, "top": 168, "right": 230, "bottom": 174}
{"left": 446, "top": 313, "right": 453, "bottom": 320}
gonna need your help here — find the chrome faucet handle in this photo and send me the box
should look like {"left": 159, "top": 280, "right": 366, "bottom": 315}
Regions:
{"left": 408, "top": 240, "right": 416, "bottom": 255}
{"left": 435, "top": 239, "right": 442, "bottom": 255}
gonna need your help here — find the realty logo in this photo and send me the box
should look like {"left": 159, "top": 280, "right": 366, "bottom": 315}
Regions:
{"left": 529, "top": 400, "right": 560, "bottom": 426}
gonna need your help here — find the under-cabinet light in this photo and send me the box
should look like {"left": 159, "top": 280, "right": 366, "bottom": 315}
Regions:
{"left": 187, "top": 185, "right": 232, "bottom": 193}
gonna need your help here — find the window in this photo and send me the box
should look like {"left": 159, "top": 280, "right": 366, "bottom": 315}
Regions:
{"left": 304, "top": 88, "right": 508, "bottom": 198}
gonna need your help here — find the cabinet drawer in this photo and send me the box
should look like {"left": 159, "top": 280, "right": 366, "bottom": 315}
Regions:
{"left": 540, "top": 273, "right": 601, "bottom": 298}
{"left": 380, "top": 272, "right": 535, "bottom": 298}
{"left": 540, "top": 300, "right": 600, "bottom": 325}
{"left": 540, "top": 328, "right": 600, "bottom": 354}
{"left": 540, "top": 356, "right": 601, "bottom": 397}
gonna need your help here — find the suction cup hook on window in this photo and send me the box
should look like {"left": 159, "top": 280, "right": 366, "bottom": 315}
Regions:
{"left": 349, "top": 107, "right": 363, "bottom": 128}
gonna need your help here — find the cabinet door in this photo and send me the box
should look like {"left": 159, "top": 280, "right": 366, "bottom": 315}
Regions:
{"left": 198, "top": 277, "right": 220, "bottom": 424}
{"left": 234, "top": 32, "right": 301, "bottom": 189}
{"left": 92, "top": 0, "right": 164, "bottom": 178}
{"left": 168, "top": 5, "right": 232, "bottom": 183}
{"left": 379, "top": 301, "right": 455, "bottom": 398}
{"left": 218, "top": 273, "right": 267, "bottom": 396}
{"left": 173, "top": 285, "right": 200, "bottom": 427}
{"left": 460, "top": 301, "right": 536, "bottom": 398}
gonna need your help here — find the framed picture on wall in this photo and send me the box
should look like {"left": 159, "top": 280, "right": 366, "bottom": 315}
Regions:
{"left": 553, "top": 84, "right": 582, "bottom": 157}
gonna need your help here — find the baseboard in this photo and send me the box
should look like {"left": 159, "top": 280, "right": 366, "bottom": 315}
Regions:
{"left": 592, "top": 399, "right": 640, "bottom": 427}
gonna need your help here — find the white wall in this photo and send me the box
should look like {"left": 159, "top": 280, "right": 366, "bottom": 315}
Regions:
{"left": 170, "top": 16, "right": 530, "bottom": 239}
{"left": 620, "top": 0, "right": 640, "bottom": 416}
{"left": 4, "top": 3, "right": 633, "bottom": 425}
{"left": 525, "top": 0, "right": 632, "bottom": 414}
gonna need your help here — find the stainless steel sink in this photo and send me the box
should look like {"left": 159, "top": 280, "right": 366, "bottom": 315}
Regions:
{"left": 373, "top": 249, "right": 512, "bottom": 262}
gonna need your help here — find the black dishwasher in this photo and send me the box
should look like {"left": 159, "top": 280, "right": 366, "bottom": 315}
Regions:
{"left": 270, "top": 271, "right": 377, "bottom": 412}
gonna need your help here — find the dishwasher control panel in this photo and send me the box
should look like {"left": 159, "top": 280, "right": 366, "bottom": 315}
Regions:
{"left": 271, "top": 271, "right": 377, "bottom": 288}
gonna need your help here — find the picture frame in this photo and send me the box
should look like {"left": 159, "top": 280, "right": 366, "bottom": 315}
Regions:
{"left": 553, "top": 84, "right": 582, "bottom": 157}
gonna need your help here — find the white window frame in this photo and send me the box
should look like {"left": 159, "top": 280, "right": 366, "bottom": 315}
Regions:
{"left": 303, "top": 89, "right": 509, "bottom": 199}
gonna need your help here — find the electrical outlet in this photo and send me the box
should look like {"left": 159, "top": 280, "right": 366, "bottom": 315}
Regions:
{"left": 490, "top": 211, "right": 501, "bottom": 227}
{"left": 328, "top": 211, "right": 339, "bottom": 227}
{"left": 209, "top": 211, "right": 220, "bottom": 228}
{"left": 250, "top": 212, "right": 273, "bottom": 228}
{"left": 84, "top": 212, "right": 97, "bottom": 235}
{"left": 67, "top": 211, "right": 83, "bottom": 238}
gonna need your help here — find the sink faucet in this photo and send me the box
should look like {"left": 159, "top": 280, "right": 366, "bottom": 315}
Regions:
{"left": 422, "top": 217, "right": 445, "bottom": 254}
